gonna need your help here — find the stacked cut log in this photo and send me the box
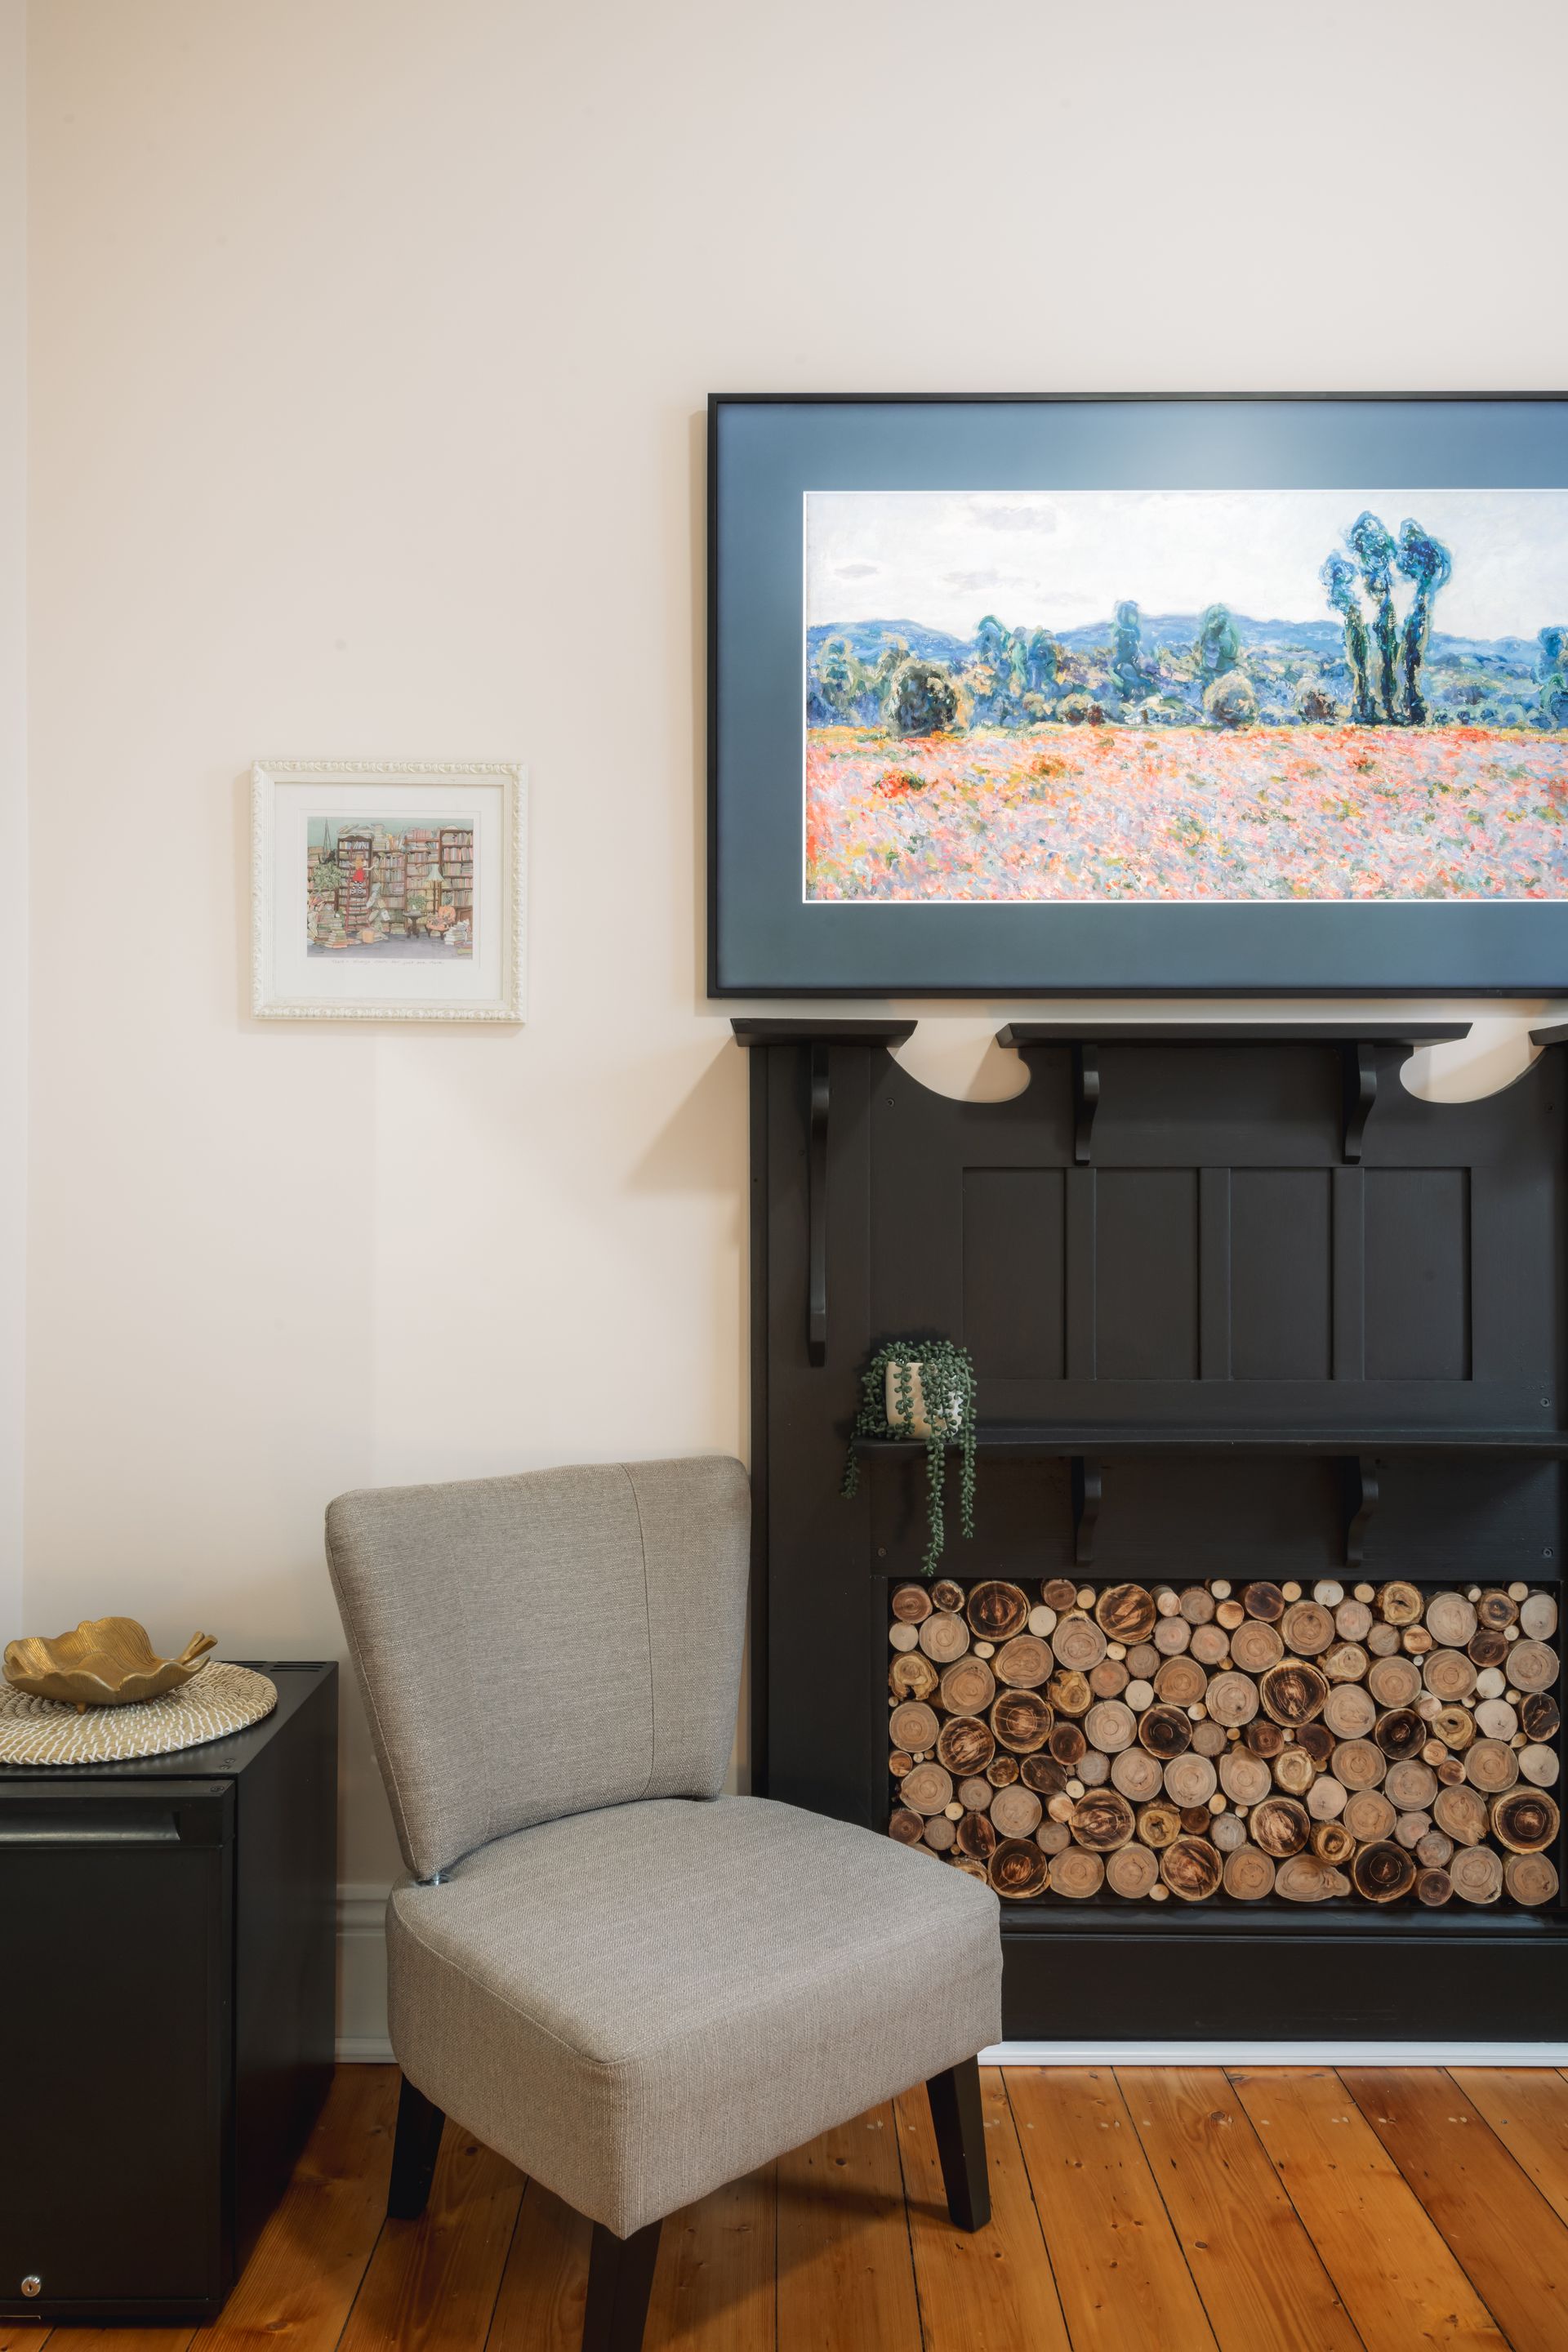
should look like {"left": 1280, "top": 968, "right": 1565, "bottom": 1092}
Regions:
{"left": 889, "top": 1575, "right": 1562, "bottom": 1908}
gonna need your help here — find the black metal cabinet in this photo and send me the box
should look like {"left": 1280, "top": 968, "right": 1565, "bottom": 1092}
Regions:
{"left": 0, "top": 1662, "right": 336, "bottom": 2323}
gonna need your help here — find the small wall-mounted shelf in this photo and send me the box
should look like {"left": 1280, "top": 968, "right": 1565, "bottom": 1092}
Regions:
{"left": 996, "top": 1022, "right": 1471, "bottom": 1165}
{"left": 995, "top": 1024, "right": 1472, "bottom": 1045}
{"left": 853, "top": 1426, "right": 1568, "bottom": 1458}
{"left": 858, "top": 1427, "right": 1561, "bottom": 1568}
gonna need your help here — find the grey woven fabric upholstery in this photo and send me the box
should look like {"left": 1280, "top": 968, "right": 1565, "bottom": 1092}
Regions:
{"left": 388, "top": 1794, "right": 1001, "bottom": 2235}
{"left": 325, "top": 1454, "right": 1002, "bottom": 2238}
{"left": 325, "top": 1456, "right": 750, "bottom": 1879}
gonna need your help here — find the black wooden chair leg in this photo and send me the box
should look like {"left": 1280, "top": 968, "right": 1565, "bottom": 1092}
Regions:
{"left": 387, "top": 2073, "right": 446, "bottom": 2220}
{"left": 926, "top": 2056, "right": 991, "bottom": 2231}
{"left": 582, "top": 2216, "right": 662, "bottom": 2352}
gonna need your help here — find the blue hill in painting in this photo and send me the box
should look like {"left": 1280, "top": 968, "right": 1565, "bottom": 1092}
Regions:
{"left": 808, "top": 615, "right": 1540, "bottom": 667}
{"left": 807, "top": 619, "right": 973, "bottom": 665}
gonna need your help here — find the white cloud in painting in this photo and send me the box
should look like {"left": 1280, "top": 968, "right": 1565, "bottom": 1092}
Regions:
{"left": 965, "top": 498, "right": 1058, "bottom": 532}
{"left": 805, "top": 488, "right": 1568, "bottom": 644}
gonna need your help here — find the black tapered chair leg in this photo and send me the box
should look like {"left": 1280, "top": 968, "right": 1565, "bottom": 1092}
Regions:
{"left": 387, "top": 2073, "right": 446, "bottom": 2220}
{"left": 581, "top": 2216, "right": 662, "bottom": 2352}
{"left": 926, "top": 2056, "right": 991, "bottom": 2231}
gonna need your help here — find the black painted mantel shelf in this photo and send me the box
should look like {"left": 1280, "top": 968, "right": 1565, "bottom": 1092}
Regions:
{"left": 996, "top": 1020, "right": 1471, "bottom": 1166}
{"left": 853, "top": 1428, "right": 1568, "bottom": 1457}
{"left": 733, "top": 1017, "right": 1474, "bottom": 1171}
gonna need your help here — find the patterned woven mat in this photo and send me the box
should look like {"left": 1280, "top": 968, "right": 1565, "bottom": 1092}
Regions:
{"left": 0, "top": 1660, "right": 277, "bottom": 1765}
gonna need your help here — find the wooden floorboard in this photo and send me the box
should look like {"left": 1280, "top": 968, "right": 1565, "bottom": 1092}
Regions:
{"left": 775, "top": 2101, "right": 922, "bottom": 2352}
{"left": 1453, "top": 2069, "right": 1568, "bottom": 2230}
{"left": 1230, "top": 2067, "right": 1508, "bottom": 2350}
{"left": 36, "top": 2064, "right": 1568, "bottom": 2351}
{"left": 644, "top": 2163, "right": 775, "bottom": 2352}
{"left": 1117, "top": 2066, "right": 1361, "bottom": 2352}
{"left": 894, "top": 2069, "right": 1071, "bottom": 2352}
{"left": 190, "top": 2066, "right": 400, "bottom": 2352}
{"left": 333, "top": 2118, "right": 522, "bottom": 2352}
{"left": 27, "top": 2336, "right": 186, "bottom": 2352}
{"left": 482, "top": 2183, "right": 589, "bottom": 2352}
{"left": 1342, "top": 2068, "right": 1568, "bottom": 2352}
{"left": 1005, "top": 2066, "right": 1218, "bottom": 2352}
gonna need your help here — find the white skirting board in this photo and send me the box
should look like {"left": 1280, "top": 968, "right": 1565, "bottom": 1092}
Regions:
{"left": 334, "top": 1886, "right": 1568, "bottom": 2069}
{"left": 980, "top": 2040, "right": 1568, "bottom": 2067}
{"left": 337, "top": 1882, "right": 394, "bottom": 2062}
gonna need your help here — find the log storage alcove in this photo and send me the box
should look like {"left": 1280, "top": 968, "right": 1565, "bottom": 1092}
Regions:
{"left": 741, "top": 1018, "right": 1568, "bottom": 2040}
{"left": 886, "top": 1575, "right": 1560, "bottom": 1913}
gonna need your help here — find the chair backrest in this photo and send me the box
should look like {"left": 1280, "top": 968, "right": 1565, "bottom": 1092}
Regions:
{"left": 325, "top": 1454, "right": 749, "bottom": 1880}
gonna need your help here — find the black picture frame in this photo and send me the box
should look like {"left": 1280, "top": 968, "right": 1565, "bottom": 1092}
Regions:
{"left": 708, "top": 392, "right": 1568, "bottom": 998}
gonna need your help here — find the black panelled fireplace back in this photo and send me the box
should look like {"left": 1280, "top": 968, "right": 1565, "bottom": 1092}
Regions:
{"left": 741, "top": 1019, "right": 1568, "bottom": 2042}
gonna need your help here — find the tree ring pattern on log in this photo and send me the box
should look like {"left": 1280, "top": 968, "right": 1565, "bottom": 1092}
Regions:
{"left": 1229, "top": 1620, "right": 1285, "bottom": 1676}
{"left": 889, "top": 1578, "right": 1563, "bottom": 1907}
{"left": 966, "top": 1582, "right": 1030, "bottom": 1642}
{"left": 938, "top": 1658, "right": 996, "bottom": 1718}
{"left": 1259, "top": 1662, "right": 1330, "bottom": 1726}
{"left": 1152, "top": 1655, "right": 1207, "bottom": 1708}
{"left": 991, "top": 1688, "right": 1053, "bottom": 1753}
{"left": 992, "top": 1634, "right": 1052, "bottom": 1688}
{"left": 917, "top": 1611, "right": 970, "bottom": 1663}
{"left": 935, "top": 1715, "right": 994, "bottom": 1776}
{"left": 1095, "top": 1584, "right": 1158, "bottom": 1643}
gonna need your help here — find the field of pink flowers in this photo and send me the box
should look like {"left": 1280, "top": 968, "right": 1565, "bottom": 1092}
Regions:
{"left": 804, "top": 724, "right": 1568, "bottom": 901}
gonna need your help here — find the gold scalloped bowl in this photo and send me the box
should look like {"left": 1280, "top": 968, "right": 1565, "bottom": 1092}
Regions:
{"left": 2, "top": 1619, "right": 217, "bottom": 1711}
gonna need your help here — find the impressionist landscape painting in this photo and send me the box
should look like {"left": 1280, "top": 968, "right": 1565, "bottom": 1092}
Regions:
{"left": 804, "top": 490, "right": 1568, "bottom": 902}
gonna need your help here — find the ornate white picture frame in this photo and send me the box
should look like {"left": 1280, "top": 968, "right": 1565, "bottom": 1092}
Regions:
{"left": 252, "top": 759, "right": 527, "bottom": 1022}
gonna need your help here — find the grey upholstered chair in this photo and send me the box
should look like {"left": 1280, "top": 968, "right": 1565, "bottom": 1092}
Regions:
{"left": 326, "top": 1454, "right": 1000, "bottom": 2352}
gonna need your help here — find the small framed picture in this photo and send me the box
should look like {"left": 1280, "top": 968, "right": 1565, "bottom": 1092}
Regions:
{"left": 252, "top": 758, "right": 526, "bottom": 1022}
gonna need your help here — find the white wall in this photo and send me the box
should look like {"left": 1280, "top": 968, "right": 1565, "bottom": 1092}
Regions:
{"left": 0, "top": 0, "right": 24, "bottom": 1646}
{"left": 20, "top": 2, "right": 1568, "bottom": 2034}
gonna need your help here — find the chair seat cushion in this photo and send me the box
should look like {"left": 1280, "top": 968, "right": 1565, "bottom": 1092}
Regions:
{"left": 387, "top": 1793, "right": 1001, "bottom": 2235}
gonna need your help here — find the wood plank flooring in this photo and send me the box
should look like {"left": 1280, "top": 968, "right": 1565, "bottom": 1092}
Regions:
{"left": 17, "top": 2065, "right": 1568, "bottom": 2352}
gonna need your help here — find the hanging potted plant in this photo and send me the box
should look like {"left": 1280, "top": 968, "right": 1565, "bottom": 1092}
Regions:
{"left": 841, "top": 1338, "right": 978, "bottom": 1575}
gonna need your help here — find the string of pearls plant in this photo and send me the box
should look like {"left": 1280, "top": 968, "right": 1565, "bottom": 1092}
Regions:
{"left": 843, "top": 1338, "right": 978, "bottom": 1575}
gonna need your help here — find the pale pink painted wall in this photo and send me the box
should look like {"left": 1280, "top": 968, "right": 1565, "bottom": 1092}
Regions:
{"left": 20, "top": 0, "right": 1568, "bottom": 1902}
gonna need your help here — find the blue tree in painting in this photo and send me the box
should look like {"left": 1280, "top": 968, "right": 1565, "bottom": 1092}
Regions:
{"left": 975, "top": 615, "right": 1010, "bottom": 671}
{"left": 1394, "top": 520, "right": 1452, "bottom": 724}
{"left": 1321, "top": 553, "right": 1375, "bottom": 724}
{"left": 1022, "top": 628, "right": 1059, "bottom": 697}
{"left": 1111, "top": 601, "right": 1147, "bottom": 702}
{"left": 964, "top": 616, "right": 1012, "bottom": 724}
{"left": 1006, "top": 628, "right": 1032, "bottom": 710}
{"left": 1540, "top": 628, "right": 1568, "bottom": 728}
{"left": 1348, "top": 512, "right": 1401, "bottom": 722}
{"left": 1194, "top": 603, "right": 1241, "bottom": 688}
{"left": 888, "top": 658, "right": 960, "bottom": 737}
{"left": 812, "top": 636, "right": 865, "bottom": 723}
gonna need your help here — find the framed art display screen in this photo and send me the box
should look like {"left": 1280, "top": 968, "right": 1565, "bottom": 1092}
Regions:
{"left": 708, "top": 394, "right": 1568, "bottom": 995}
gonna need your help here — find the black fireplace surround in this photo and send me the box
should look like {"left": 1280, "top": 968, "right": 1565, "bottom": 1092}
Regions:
{"left": 741, "top": 1018, "right": 1568, "bottom": 2041}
